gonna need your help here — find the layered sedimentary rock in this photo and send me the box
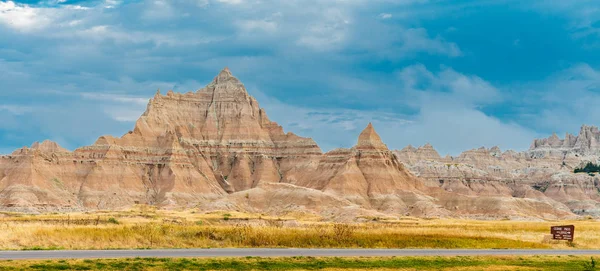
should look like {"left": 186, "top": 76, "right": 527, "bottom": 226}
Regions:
{"left": 275, "top": 123, "right": 444, "bottom": 217}
{"left": 530, "top": 125, "right": 600, "bottom": 157}
{"left": 100, "top": 67, "right": 322, "bottom": 195}
{"left": 0, "top": 68, "right": 321, "bottom": 212}
{"left": 395, "top": 133, "right": 600, "bottom": 217}
{"left": 0, "top": 68, "right": 596, "bottom": 220}
{"left": 395, "top": 143, "right": 448, "bottom": 164}
{"left": 0, "top": 141, "right": 78, "bottom": 211}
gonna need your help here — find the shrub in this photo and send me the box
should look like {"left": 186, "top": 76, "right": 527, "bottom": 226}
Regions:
{"left": 574, "top": 162, "right": 600, "bottom": 174}
{"left": 532, "top": 183, "right": 550, "bottom": 192}
{"left": 107, "top": 217, "right": 119, "bottom": 224}
{"left": 583, "top": 257, "right": 596, "bottom": 271}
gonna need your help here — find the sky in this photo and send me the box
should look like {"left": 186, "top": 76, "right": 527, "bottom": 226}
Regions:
{"left": 1, "top": 0, "right": 600, "bottom": 155}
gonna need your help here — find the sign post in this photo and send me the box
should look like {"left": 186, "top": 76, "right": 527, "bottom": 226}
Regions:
{"left": 551, "top": 225, "right": 575, "bottom": 242}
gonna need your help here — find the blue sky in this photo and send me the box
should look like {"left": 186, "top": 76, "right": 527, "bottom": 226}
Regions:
{"left": 1, "top": 0, "right": 600, "bottom": 155}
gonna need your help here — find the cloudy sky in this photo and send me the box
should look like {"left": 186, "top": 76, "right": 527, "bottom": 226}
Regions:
{"left": 1, "top": 0, "right": 600, "bottom": 155}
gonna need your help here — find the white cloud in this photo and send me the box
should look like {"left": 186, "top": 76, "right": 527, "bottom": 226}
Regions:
{"left": 79, "top": 93, "right": 150, "bottom": 106}
{"left": 252, "top": 85, "right": 534, "bottom": 155}
{"left": 71, "top": 25, "right": 217, "bottom": 46}
{"left": 237, "top": 19, "right": 279, "bottom": 33}
{"left": 514, "top": 63, "right": 600, "bottom": 135}
{"left": 246, "top": 64, "right": 536, "bottom": 155}
{"left": 400, "top": 105, "right": 537, "bottom": 155}
{"left": 378, "top": 13, "right": 392, "bottom": 19}
{"left": 0, "top": 1, "right": 89, "bottom": 31}
{"left": 0, "top": 0, "right": 470, "bottom": 153}
{"left": 250, "top": 88, "right": 413, "bottom": 151}
{"left": 438, "top": 67, "right": 499, "bottom": 104}
{"left": 0, "top": 105, "right": 34, "bottom": 115}
{"left": 104, "top": 107, "right": 147, "bottom": 122}
{"left": 391, "top": 64, "right": 534, "bottom": 154}
{"left": 399, "top": 28, "right": 462, "bottom": 57}
{"left": 398, "top": 64, "right": 498, "bottom": 106}
{"left": 104, "top": 0, "right": 122, "bottom": 9}
{"left": 1, "top": 0, "right": 460, "bottom": 57}
{"left": 217, "top": 0, "right": 244, "bottom": 4}
{"left": 0, "top": 1, "right": 51, "bottom": 31}
{"left": 297, "top": 8, "right": 352, "bottom": 51}
{"left": 67, "top": 5, "right": 89, "bottom": 10}
{"left": 530, "top": 2, "right": 600, "bottom": 45}
{"left": 141, "top": 0, "right": 176, "bottom": 20}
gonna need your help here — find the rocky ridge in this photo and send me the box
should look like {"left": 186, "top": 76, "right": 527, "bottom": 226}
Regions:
{"left": 394, "top": 129, "right": 600, "bottom": 217}
{"left": 0, "top": 68, "right": 589, "bottom": 220}
{"left": 530, "top": 125, "right": 600, "bottom": 157}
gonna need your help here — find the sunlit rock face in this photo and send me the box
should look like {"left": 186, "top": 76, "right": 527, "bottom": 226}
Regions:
{"left": 0, "top": 68, "right": 321, "bottom": 211}
{"left": 0, "top": 68, "right": 593, "bottom": 220}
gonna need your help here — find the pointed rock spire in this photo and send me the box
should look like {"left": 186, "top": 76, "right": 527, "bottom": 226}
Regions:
{"left": 152, "top": 89, "right": 162, "bottom": 102}
{"left": 421, "top": 143, "right": 435, "bottom": 149}
{"left": 547, "top": 132, "right": 562, "bottom": 147}
{"left": 564, "top": 132, "right": 576, "bottom": 148}
{"left": 213, "top": 67, "right": 238, "bottom": 84}
{"left": 206, "top": 67, "right": 248, "bottom": 99}
{"left": 401, "top": 144, "right": 417, "bottom": 152}
{"left": 356, "top": 123, "right": 388, "bottom": 151}
{"left": 30, "top": 140, "right": 68, "bottom": 153}
{"left": 416, "top": 142, "right": 441, "bottom": 159}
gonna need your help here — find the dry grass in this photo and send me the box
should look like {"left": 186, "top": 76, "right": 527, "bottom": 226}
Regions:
{"left": 0, "top": 207, "right": 598, "bottom": 250}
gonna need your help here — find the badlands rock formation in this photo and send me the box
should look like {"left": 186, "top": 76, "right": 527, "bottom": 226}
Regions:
{"left": 1, "top": 68, "right": 320, "bottom": 212}
{"left": 395, "top": 128, "right": 600, "bottom": 218}
{"left": 530, "top": 125, "right": 600, "bottom": 157}
{"left": 0, "top": 68, "right": 593, "bottom": 220}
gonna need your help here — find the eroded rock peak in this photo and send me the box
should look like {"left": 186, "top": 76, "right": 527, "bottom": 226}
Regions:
{"left": 356, "top": 123, "right": 388, "bottom": 151}
{"left": 530, "top": 124, "right": 600, "bottom": 155}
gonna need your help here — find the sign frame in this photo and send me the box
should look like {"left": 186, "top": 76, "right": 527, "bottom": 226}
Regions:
{"left": 550, "top": 225, "right": 575, "bottom": 242}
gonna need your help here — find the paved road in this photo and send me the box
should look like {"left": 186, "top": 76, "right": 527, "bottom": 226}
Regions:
{"left": 1, "top": 249, "right": 600, "bottom": 260}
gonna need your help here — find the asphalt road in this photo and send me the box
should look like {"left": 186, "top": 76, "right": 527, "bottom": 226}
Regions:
{"left": 1, "top": 249, "right": 600, "bottom": 260}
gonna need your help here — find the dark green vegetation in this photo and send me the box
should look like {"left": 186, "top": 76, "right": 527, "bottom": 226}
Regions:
{"left": 574, "top": 162, "right": 600, "bottom": 174}
{"left": 0, "top": 256, "right": 597, "bottom": 271}
{"left": 584, "top": 257, "right": 597, "bottom": 271}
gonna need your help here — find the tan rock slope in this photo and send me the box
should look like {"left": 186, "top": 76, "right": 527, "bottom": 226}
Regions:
{"left": 1, "top": 68, "right": 320, "bottom": 212}
{"left": 0, "top": 68, "right": 593, "bottom": 220}
{"left": 277, "top": 122, "right": 443, "bottom": 217}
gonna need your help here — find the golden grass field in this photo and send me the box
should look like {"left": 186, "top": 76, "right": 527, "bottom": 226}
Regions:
{"left": 0, "top": 206, "right": 598, "bottom": 250}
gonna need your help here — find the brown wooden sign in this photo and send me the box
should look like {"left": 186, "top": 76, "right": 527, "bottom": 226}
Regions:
{"left": 551, "top": 225, "right": 575, "bottom": 241}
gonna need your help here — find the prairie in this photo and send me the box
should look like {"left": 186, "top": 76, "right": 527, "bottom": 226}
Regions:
{"left": 0, "top": 207, "right": 598, "bottom": 250}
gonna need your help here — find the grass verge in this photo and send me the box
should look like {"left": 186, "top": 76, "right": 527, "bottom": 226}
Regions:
{"left": 0, "top": 256, "right": 598, "bottom": 271}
